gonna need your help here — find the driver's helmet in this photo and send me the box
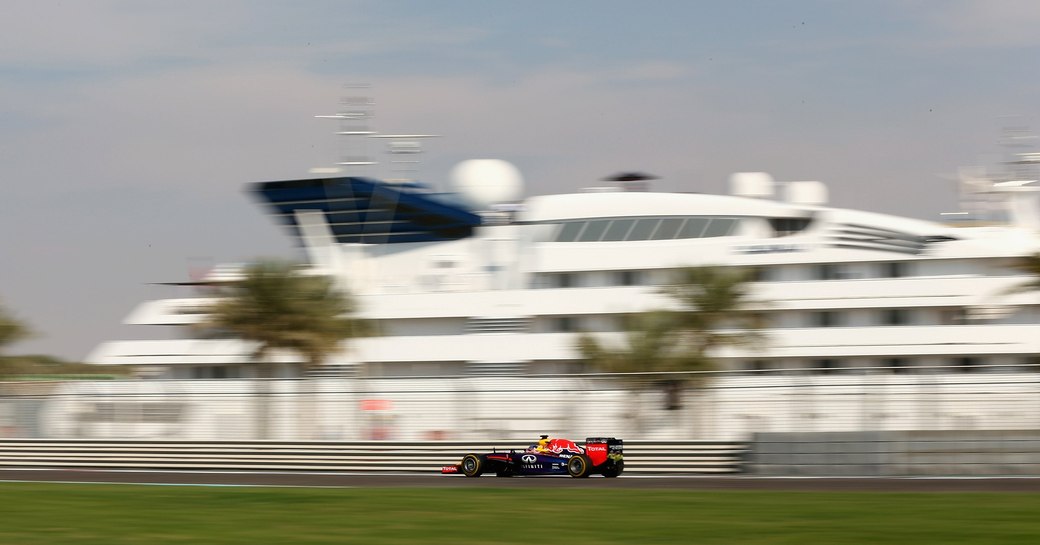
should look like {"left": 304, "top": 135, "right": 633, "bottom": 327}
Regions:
{"left": 537, "top": 435, "right": 551, "bottom": 450}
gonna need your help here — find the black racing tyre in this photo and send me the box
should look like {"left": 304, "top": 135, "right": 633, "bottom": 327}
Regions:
{"left": 461, "top": 453, "right": 484, "bottom": 477}
{"left": 566, "top": 454, "right": 591, "bottom": 478}
{"left": 602, "top": 460, "right": 624, "bottom": 478}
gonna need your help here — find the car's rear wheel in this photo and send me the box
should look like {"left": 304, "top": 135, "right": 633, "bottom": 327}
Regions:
{"left": 566, "top": 454, "right": 591, "bottom": 478}
{"left": 461, "top": 454, "right": 484, "bottom": 477}
{"left": 602, "top": 460, "right": 623, "bottom": 478}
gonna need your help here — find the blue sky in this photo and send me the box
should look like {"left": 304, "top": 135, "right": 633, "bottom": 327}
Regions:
{"left": 2, "top": 1, "right": 1039, "bottom": 360}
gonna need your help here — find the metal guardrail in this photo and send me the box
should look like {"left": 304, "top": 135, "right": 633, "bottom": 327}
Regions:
{"left": 0, "top": 440, "right": 746, "bottom": 474}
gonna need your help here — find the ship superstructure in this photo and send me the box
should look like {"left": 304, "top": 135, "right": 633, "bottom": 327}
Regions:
{"left": 87, "top": 161, "right": 1040, "bottom": 380}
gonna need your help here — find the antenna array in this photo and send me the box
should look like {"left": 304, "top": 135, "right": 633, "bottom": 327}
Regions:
{"left": 313, "top": 84, "right": 438, "bottom": 183}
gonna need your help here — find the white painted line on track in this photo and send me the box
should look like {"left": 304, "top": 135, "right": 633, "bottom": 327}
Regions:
{"left": 0, "top": 479, "right": 357, "bottom": 489}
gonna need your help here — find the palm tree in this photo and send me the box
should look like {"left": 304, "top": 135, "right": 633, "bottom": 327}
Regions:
{"left": 577, "top": 311, "right": 702, "bottom": 435}
{"left": 0, "top": 301, "right": 31, "bottom": 377}
{"left": 0, "top": 301, "right": 30, "bottom": 352}
{"left": 1005, "top": 252, "right": 1040, "bottom": 373}
{"left": 578, "top": 266, "right": 764, "bottom": 415}
{"left": 659, "top": 266, "right": 766, "bottom": 362}
{"left": 201, "top": 260, "right": 371, "bottom": 439}
{"left": 1006, "top": 252, "right": 1040, "bottom": 294}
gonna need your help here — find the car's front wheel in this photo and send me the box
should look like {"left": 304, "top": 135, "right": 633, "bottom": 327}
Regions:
{"left": 566, "top": 454, "right": 591, "bottom": 478}
{"left": 461, "top": 454, "right": 484, "bottom": 477}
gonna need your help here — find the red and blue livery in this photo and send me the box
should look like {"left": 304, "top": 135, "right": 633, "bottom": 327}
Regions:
{"left": 441, "top": 437, "right": 624, "bottom": 478}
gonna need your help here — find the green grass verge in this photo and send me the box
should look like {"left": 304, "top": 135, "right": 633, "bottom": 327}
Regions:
{"left": 0, "top": 483, "right": 1037, "bottom": 544}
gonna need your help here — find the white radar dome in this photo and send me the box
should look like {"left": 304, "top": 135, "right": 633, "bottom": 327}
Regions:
{"left": 450, "top": 159, "right": 524, "bottom": 210}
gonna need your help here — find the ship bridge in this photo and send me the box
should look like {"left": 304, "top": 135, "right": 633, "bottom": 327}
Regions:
{"left": 253, "top": 177, "right": 482, "bottom": 245}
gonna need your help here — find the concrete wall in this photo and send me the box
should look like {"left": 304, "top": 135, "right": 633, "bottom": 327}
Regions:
{"left": 749, "top": 430, "right": 1040, "bottom": 476}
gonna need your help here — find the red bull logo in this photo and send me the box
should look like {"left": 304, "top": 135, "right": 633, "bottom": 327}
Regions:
{"left": 546, "top": 438, "right": 584, "bottom": 455}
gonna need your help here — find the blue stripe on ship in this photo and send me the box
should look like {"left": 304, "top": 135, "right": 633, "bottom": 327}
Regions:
{"left": 253, "top": 177, "right": 482, "bottom": 244}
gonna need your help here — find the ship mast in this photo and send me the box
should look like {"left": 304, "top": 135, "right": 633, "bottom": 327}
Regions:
{"left": 312, "top": 84, "right": 438, "bottom": 184}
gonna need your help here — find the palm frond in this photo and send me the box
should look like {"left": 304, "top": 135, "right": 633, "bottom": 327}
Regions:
{"left": 198, "top": 259, "right": 371, "bottom": 370}
{"left": 579, "top": 265, "right": 768, "bottom": 408}
{"left": 0, "top": 301, "right": 31, "bottom": 351}
{"left": 1004, "top": 253, "right": 1040, "bottom": 295}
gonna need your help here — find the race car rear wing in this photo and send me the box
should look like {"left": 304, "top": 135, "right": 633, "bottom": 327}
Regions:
{"left": 584, "top": 437, "right": 622, "bottom": 467}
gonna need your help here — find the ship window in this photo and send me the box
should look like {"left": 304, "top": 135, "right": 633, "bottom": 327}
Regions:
{"left": 940, "top": 308, "right": 967, "bottom": 325}
{"left": 627, "top": 218, "right": 660, "bottom": 241}
{"left": 882, "top": 262, "right": 909, "bottom": 278}
{"left": 653, "top": 218, "right": 685, "bottom": 239}
{"left": 601, "top": 219, "right": 636, "bottom": 241}
{"left": 813, "top": 311, "right": 840, "bottom": 327}
{"left": 881, "top": 308, "right": 910, "bottom": 325}
{"left": 883, "top": 357, "right": 909, "bottom": 374}
{"left": 768, "top": 217, "right": 812, "bottom": 237}
{"left": 467, "top": 317, "right": 532, "bottom": 334}
{"left": 577, "top": 220, "right": 610, "bottom": 241}
{"left": 678, "top": 218, "right": 709, "bottom": 238}
{"left": 617, "top": 270, "right": 640, "bottom": 286}
{"left": 192, "top": 366, "right": 229, "bottom": 379}
{"left": 703, "top": 218, "right": 737, "bottom": 237}
{"left": 813, "top": 358, "right": 839, "bottom": 375}
{"left": 745, "top": 360, "right": 768, "bottom": 374}
{"left": 816, "top": 264, "right": 845, "bottom": 280}
{"left": 466, "top": 361, "right": 528, "bottom": 375}
{"left": 551, "top": 216, "right": 742, "bottom": 242}
{"left": 556, "top": 222, "right": 585, "bottom": 242}
{"left": 556, "top": 316, "right": 577, "bottom": 332}
{"left": 952, "top": 356, "right": 979, "bottom": 373}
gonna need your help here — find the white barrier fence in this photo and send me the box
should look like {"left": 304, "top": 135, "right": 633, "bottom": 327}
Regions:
{"left": 748, "top": 430, "right": 1040, "bottom": 476}
{"left": 2, "top": 369, "right": 1039, "bottom": 442}
{"left": 0, "top": 439, "right": 746, "bottom": 474}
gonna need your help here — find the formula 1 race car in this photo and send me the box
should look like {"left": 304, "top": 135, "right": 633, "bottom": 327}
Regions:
{"left": 441, "top": 437, "right": 624, "bottom": 478}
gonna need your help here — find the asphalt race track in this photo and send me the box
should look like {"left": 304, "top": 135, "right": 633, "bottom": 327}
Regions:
{"left": 1, "top": 470, "right": 1038, "bottom": 492}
